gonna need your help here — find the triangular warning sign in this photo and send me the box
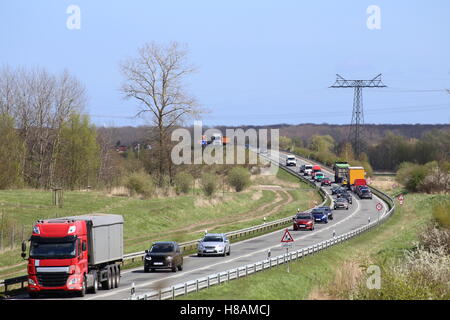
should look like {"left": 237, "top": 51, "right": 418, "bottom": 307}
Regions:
{"left": 281, "top": 229, "right": 294, "bottom": 242}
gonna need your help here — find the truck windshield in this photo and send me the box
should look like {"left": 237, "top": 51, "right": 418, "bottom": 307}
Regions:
{"left": 30, "top": 241, "right": 76, "bottom": 259}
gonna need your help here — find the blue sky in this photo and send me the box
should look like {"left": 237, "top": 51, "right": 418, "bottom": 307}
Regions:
{"left": 1, "top": 0, "right": 449, "bottom": 127}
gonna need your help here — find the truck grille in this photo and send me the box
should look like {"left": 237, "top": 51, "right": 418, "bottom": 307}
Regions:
{"left": 37, "top": 272, "right": 69, "bottom": 287}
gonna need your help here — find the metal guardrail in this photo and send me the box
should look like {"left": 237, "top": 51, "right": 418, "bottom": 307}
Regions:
{"left": 131, "top": 152, "right": 395, "bottom": 300}
{"left": 1, "top": 152, "right": 330, "bottom": 294}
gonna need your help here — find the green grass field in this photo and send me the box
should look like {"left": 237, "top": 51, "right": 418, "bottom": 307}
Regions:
{"left": 178, "top": 190, "right": 445, "bottom": 300}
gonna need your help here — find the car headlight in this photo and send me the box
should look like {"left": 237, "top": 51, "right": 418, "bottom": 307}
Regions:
{"left": 28, "top": 278, "right": 37, "bottom": 286}
{"left": 145, "top": 256, "right": 152, "bottom": 261}
{"left": 68, "top": 277, "right": 79, "bottom": 285}
{"left": 166, "top": 256, "right": 173, "bottom": 261}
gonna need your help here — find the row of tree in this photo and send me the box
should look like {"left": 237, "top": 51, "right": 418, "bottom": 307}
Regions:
{"left": 0, "top": 66, "right": 103, "bottom": 189}
{"left": 280, "top": 128, "right": 450, "bottom": 174}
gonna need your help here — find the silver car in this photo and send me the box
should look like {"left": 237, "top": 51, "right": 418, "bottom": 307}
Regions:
{"left": 334, "top": 198, "right": 349, "bottom": 210}
{"left": 197, "top": 233, "right": 231, "bottom": 257}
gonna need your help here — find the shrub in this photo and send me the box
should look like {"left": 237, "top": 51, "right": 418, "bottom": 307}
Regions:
{"left": 431, "top": 198, "right": 450, "bottom": 230}
{"left": 228, "top": 167, "right": 251, "bottom": 192}
{"left": 125, "top": 170, "right": 155, "bottom": 198}
{"left": 174, "top": 172, "right": 193, "bottom": 195}
{"left": 200, "top": 173, "right": 216, "bottom": 197}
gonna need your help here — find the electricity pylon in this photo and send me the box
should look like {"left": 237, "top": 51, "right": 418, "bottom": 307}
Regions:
{"left": 330, "top": 74, "right": 386, "bottom": 156}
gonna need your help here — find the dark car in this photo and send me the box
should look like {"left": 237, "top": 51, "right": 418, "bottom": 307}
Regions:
{"left": 321, "top": 178, "right": 332, "bottom": 186}
{"left": 337, "top": 191, "right": 353, "bottom": 204}
{"left": 330, "top": 185, "right": 340, "bottom": 195}
{"left": 317, "top": 206, "right": 333, "bottom": 220}
{"left": 299, "top": 165, "right": 306, "bottom": 173}
{"left": 334, "top": 187, "right": 348, "bottom": 196}
{"left": 357, "top": 187, "right": 373, "bottom": 199}
{"left": 144, "top": 241, "right": 183, "bottom": 273}
{"left": 311, "top": 208, "right": 328, "bottom": 223}
{"left": 293, "top": 213, "right": 315, "bottom": 231}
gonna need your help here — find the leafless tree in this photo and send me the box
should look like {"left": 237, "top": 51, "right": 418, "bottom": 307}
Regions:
{"left": 120, "top": 42, "right": 202, "bottom": 185}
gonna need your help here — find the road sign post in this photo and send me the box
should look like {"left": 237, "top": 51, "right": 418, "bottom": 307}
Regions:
{"left": 281, "top": 229, "right": 294, "bottom": 273}
{"left": 376, "top": 202, "right": 383, "bottom": 223}
{"left": 398, "top": 194, "right": 404, "bottom": 205}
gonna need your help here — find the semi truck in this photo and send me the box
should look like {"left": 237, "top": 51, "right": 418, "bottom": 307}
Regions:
{"left": 343, "top": 167, "right": 366, "bottom": 189}
{"left": 21, "top": 213, "right": 124, "bottom": 298}
{"left": 333, "top": 162, "right": 349, "bottom": 183}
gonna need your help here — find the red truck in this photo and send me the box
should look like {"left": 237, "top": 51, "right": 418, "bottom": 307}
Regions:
{"left": 352, "top": 178, "right": 367, "bottom": 192}
{"left": 21, "top": 214, "right": 124, "bottom": 298}
{"left": 311, "top": 165, "right": 321, "bottom": 179}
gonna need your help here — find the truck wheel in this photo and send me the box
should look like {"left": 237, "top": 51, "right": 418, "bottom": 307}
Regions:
{"left": 77, "top": 276, "right": 86, "bottom": 297}
{"left": 110, "top": 267, "right": 116, "bottom": 289}
{"left": 114, "top": 265, "right": 120, "bottom": 288}
{"left": 177, "top": 264, "right": 183, "bottom": 271}
{"left": 102, "top": 268, "right": 112, "bottom": 290}
{"left": 88, "top": 271, "right": 98, "bottom": 294}
{"left": 172, "top": 265, "right": 177, "bottom": 272}
{"left": 144, "top": 266, "right": 149, "bottom": 273}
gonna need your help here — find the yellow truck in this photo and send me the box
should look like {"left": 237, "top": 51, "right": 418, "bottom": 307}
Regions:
{"left": 343, "top": 166, "right": 366, "bottom": 189}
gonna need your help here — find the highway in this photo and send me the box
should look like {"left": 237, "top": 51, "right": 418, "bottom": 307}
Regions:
{"left": 13, "top": 151, "right": 388, "bottom": 300}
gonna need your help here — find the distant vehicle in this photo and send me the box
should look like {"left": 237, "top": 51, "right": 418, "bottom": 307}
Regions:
{"left": 338, "top": 191, "right": 353, "bottom": 204}
{"left": 314, "top": 172, "right": 325, "bottom": 182}
{"left": 303, "top": 165, "right": 313, "bottom": 175}
{"left": 321, "top": 178, "right": 332, "bottom": 186}
{"left": 221, "top": 136, "right": 230, "bottom": 145}
{"left": 331, "top": 185, "right": 341, "bottom": 195}
{"left": 22, "top": 214, "right": 124, "bottom": 298}
{"left": 317, "top": 206, "right": 333, "bottom": 220}
{"left": 311, "top": 165, "right": 321, "bottom": 178}
{"left": 357, "top": 187, "right": 373, "bottom": 199}
{"left": 197, "top": 233, "right": 231, "bottom": 257}
{"left": 293, "top": 213, "right": 315, "bottom": 231}
{"left": 211, "top": 133, "right": 222, "bottom": 146}
{"left": 352, "top": 179, "right": 367, "bottom": 192}
{"left": 299, "top": 165, "right": 306, "bottom": 173}
{"left": 144, "top": 241, "right": 183, "bottom": 272}
{"left": 286, "top": 155, "right": 297, "bottom": 166}
{"left": 311, "top": 208, "right": 329, "bottom": 223}
{"left": 333, "top": 162, "right": 349, "bottom": 183}
{"left": 334, "top": 198, "right": 349, "bottom": 210}
{"left": 334, "top": 187, "right": 348, "bottom": 196}
{"left": 343, "top": 167, "right": 366, "bottom": 189}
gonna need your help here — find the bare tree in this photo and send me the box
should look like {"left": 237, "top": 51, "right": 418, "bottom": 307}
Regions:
{"left": 120, "top": 42, "right": 201, "bottom": 185}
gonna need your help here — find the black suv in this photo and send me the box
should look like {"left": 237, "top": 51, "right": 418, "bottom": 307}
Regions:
{"left": 144, "top": 241, "right": 183, "bottom": 273}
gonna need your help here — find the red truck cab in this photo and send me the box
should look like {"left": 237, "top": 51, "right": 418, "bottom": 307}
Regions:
{"left": 23, "top": 214, "right": 124, "bottom": 298}
{"left": 26, "top": 219, "right": 89, "bottom": 296}
{"left": 311, "top": 165, "right": 321, "bottom": 178}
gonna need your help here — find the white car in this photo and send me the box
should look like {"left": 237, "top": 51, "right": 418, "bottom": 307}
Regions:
{"left": 286, "top": 155, "right": 297, "bottom": 166}
{"left": 198, "top": 233, "right": 231, "bottom": 257}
